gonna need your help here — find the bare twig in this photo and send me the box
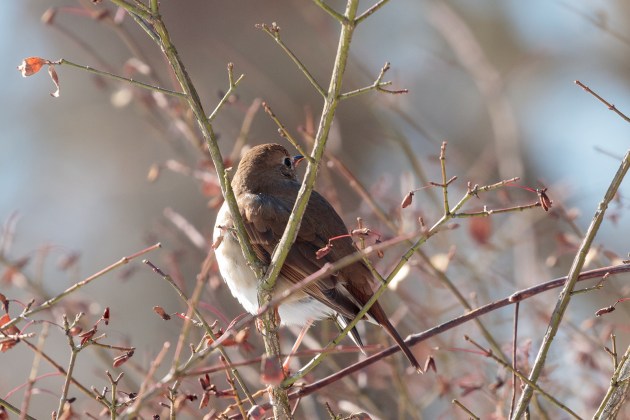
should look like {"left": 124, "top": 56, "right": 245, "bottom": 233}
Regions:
{"left": 513, "top": 150, "right": 630, "bottom": 417}
{"left": 575, "top": 80, "right": 630, "bottom": 123}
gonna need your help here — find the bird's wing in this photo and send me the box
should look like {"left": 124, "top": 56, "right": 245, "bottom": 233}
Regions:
{"left": 236, "top": 190, "right": 369, "bottom": 320}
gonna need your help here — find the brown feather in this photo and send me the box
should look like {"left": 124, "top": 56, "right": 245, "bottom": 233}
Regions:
{"left": 231, "top": 143, "right": 421, "bottom": 372}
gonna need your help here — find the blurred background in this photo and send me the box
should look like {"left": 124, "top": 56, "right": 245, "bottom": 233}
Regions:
{"left": 2, "top": 0, "right": 630, "bottom": 418}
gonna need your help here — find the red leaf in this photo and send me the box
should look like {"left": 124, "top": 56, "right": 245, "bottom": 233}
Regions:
{"left": 315, "top": 244, "right": 332, "bottom": 259}
{"left": 401, "top": 191, "right": 414, "bottom": 209}
{"left": 0, "top": 313, "right": 20, "bottom": 352}
{"left": 17, "top": 57, "right": 47, "bottom": 77}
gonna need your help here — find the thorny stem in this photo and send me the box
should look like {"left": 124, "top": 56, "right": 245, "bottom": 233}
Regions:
{"left": 513, "top": 150, "right": 630, "bottom": 418}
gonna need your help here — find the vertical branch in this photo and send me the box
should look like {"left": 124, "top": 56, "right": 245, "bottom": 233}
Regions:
{"left": 512, "top": 150, "right": 630, "bottom": 418}
{"left": 255, "top": 1, "right": 361, "bottom": 418}
{"left": 593, "top": 345, "right": 630, "bottom": 419}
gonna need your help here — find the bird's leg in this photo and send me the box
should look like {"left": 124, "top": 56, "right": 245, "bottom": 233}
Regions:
{"left": 283, "top": 320, "right": 313, "bottom": 373}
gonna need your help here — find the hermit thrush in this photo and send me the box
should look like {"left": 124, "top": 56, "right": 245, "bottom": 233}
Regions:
{"left": 213, "top": 143, "right": 420, "bottom": 372}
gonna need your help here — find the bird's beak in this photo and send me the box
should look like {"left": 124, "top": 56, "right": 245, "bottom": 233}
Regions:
{"left": 293, "top": 155, "right": 305, "bottom": 167}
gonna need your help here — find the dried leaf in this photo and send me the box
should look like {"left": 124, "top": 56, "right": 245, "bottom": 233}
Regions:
{"left": 316, "top": 244, "right": 332, "bottom": 259}
{"left": 401, "top": 191, "right": 414, "bottom": 209}
{"left": 78, "top": 326, "right": 97, "bottom": 346}
{"left": 113, "top": 349, "right": 134, "bottom": 367}
{"left": 0, "top": 313, "right": 20, "bottom": 352}
{"left": 17, "top": 57, "right": 47, "bottom": 77}
{"left": 153, "top": 306, "right": 171, "bottom": 320}
{"left": 595, "top": 306, "right": 615, "bottom": 316}
{"left": 199, "top": 373, "right": 211, "bottom": 391}
{"left": 58, "top": 252, "right": 80, "bottom": 271}
{"left": 41, "top": 8, "right": 56, "bottom": 24}
{"left": 468, "top": 216, "right": 492, "bottom": 246}
{"left": 0, "top": 293, "right": 8, "bottom": 313}
{"left": 211, "top": 235, "right": 223, "bottom": 250}
{"left": 48, "top": 65, "right": 60, "bottom": 97}
{"left": 102, "top": 307, "right": 110, "bottom": 325}
{"left": 538, "top": 188, "right": 552, "bottom": 211}
{"left": 147, "top": 164, "right": 160, "bottom": 182}
{"left": 260, "top": 354, "right": 284, "bottom": 386}
{"left": 199, "top": 392, "right": 210, "bottom": 409}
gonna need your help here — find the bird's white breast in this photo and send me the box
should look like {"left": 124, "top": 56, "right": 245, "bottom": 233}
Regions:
{"left": 213, "top": 202, "right": 333, "bottom": 326}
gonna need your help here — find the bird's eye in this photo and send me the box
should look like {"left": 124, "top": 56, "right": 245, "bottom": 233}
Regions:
{"left": 283, "top": 157, "right": 292, "bottom": 168}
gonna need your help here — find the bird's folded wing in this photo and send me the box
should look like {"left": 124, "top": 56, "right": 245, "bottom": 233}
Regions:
{"left": 236, "top": 192, "right": 365, "bottom": 320}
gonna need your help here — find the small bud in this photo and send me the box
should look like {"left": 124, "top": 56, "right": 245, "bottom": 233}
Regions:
{"left": 401, "top": 191, "right": 414, "bottom": 208}
{"left": 595, "top": 306, "right": 615, "bottom": 316}
{"left": 199, "top": 392, "right": 210, "bottom": 409}
{"left": 153, "top": 306, "right": 171, "bottom": 321}
{"left": 102, "top": 307, "right": 110, "bottom": 325}
{"left": 538, "top": 188, "right": 552, "bottom": 211}
{"left": 78, "top": 326, "right": 97, "bottom": 346}
{"left": 113, "top": 350, "right": 134, "bottom": 367}
{"left": 316, "top": 243, "right": 333, "bottom": 259}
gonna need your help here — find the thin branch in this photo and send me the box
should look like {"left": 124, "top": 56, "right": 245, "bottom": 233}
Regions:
{"left": 208, "top": 63, "right": 245, "bottom": 122}
{"left": 142, "top": 260, "right": 255, "bottom": 406}
{"left": 262, "top": 101, "right": 311, "bottom": 160}
{"left": 513, "top": 150, "right": 630, "bottom": 418}
{"left": 256, "top": 22, "right": 327, "bottom": 98}
{"left": 0, "top": 397, "right": 36, "bottom": 420}
{"left": 575, "top": 80, "right": 630, "bottom": 123}
{"left": 2, "top": 243, "right": 161, "bottom": 331}
{"left": 20, "top": 323, "right": 49, "bottom": 420}
{"left": 256, "top": 5, "right": 362, "bottom": 408}
{"left": 56, "top": 315, "right": 79, "bottom": 419}
{"left": 267, "top": 264, "right": 630, "bottom": 414}
{"left": 452, "top": 399, "right": 480, "bottom": 420}
{"left": 338, "top": 62, "right": 407, "bottom": 99}
{"left": 509, "top": 302, "right": 519, "bottom": 419}
{"left": 313, "top": 0, "right": 345, "bottom": 22}
{"left": 439, "top": 141, "right": 450, "bottom": 214}
{"left": 593, "top": 344, "right": 630, "bottom": 419}
{"left": 56, "top": 59, "right": 187, "bottom": 98}
{"left": 465, "top": 336, "right": 581, "bottom": 419}
{"left": 355, "top": 0, "right": 391, "bottom": 25}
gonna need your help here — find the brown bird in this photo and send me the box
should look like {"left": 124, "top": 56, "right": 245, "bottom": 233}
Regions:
{"left": 213, "top": 143, "right": 420, "bottom": 372}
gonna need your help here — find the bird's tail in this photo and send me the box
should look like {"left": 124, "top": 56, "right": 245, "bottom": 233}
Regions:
{"left": 370, "top": 303, "right": 423, "bottom": 373}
